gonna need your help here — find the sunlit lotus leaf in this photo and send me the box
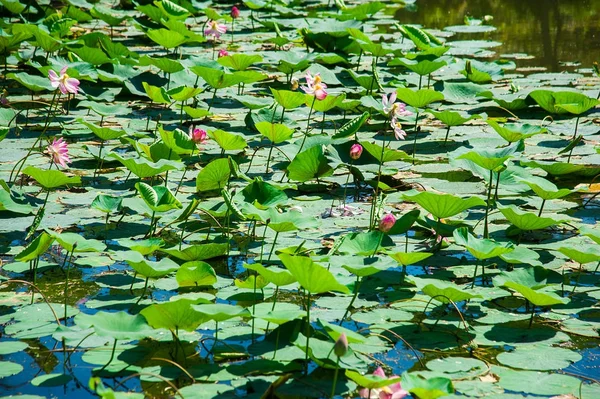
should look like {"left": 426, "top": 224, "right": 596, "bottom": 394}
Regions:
{"left": 361, "top": 141, "right": 410, "bottom": 163}
{"left": 78, "top": 119, "right": 126, "bottom": 141}
{"left": 401, "top": 372, "right": 454, "bottom": 399}
{"left": 529, "top": 90, "right": 599, "bottom": 115}
{"left": 158, "top": 126, "right": 195, "bottom": 155}
{"left": 75, "top": 311, "right": 153, "bottom": 340}
{"left": 191, "top": 304, "right": 250, "bottom": 322}
{"left": 176, "top": 261, "right": 217, "bottom": 287}
{"left": 336, "top": 255, "right": 397, "bottom": 277}
{"left": 14, "top": 232, "right": 54, "bottom": 262}
{"left": 124, "top": 251, "right": 179, "bottom": 278}
{"left": 218, "top": 54, "right": 262, "bottom": 71}
{"left": 387, "top": 251, "right": 433, "bottom": 266}
{"left": 146, "top": 28, "right": 187, "bottom": 48}
{"left": 140, "top": 298, "right": 210, "bottom": 331}
{"left": 108, "top": 153, "right": 183, "bottom": 178}
{"left": 427, "top": 109, "right": 480, "bottom": 127}
{"left": 422, "top": 283, "right": 482, "bottom": 304}
{"left": 244, "top": 263, "right": 296, "bottom": 287}
{"left": 0, "top": 189, "right": 32, "bottom": 214}
{"left": 196, "top": 158, "right": 231, "bottom": 191}
{"left": 389, "top": 57, "right": 447, "bottom": 76}
{"left": 402, "top": 190, "right": 486, "bottom": 219}
{"left": 270, "top": 88, "right": 306, "bottom": 110}
{"left": 332, "top": 111, "right": 370, "bottom": 139}
{"left": 142, "top": 82, "right": 171, "bottom": 104}
{"left": 395, "top": 88, "right": 444, "bottom": 108}
{"left": 208, "top": 129, "right": 247, "bottom": 151}
{"left": 159, "top": 243, "right": 228, "bottom": 261}
{"left": 497, "top": 204, "right": 566, "bottom": 230}
{"left": 91, "top": 194, "right": 123, "bottom": 214}
{"left": 288, "top": 146, "right": 333, "bottom": 182}
{"left": 234, "top": 274, "right": 269, "bottom": 290}
{"left": 453, "top": 227, "right": 514, "bottom": 260}
{"left": 345, "top": 370, "right": 402, "bottom": 390}
{"left": 167, "top": 86, "right": 203, "bottom": 101}
{"left": 501, "top": 282, "right": 566, "bottom": 307}
{"left": 557, "top": 246, "right": 600, "bottom": 264}
{"left": 135, "top": 182, "right": 182, "bottom": 212}
{"left": 278, "top": 253, "right": 350, "bottom": 294}
{"left": 579, "top": 225, "right": 600, "bottom": 245}
{"left": 49, "top": 231, "right": 106, "bottom": 253}
{"left": 22, "top": 166, "right": 81, "bottom": 190}
{"left": 486, "top": 120, "right": 547, "bottom": 143}
{"left": 241, "top": 178, "right": 288, "bottom": 209}
{"left": 456, "top": 150, "right": 511, "bottom": 171}
{"left": 119, "top": 238, "right": 164, "bottom": 256}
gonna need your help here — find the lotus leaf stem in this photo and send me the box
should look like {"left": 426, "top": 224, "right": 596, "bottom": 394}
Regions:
{"left": 483, "top": 169, "right": 494, "bottom": 239}
{"left": 298, "top": 96, "right": 317, "bottom": 154}
{"left": 566, "top": 116, "right": 580, "bottom": 163}
{"left": 63, "top": 246, "right": 76, "bottom": 323}
{"left": 330, "top": 357, "right": 340, "bottom": 398}
{"left": 304, "top": 291, "right": 311, "bottom": 376}
{"left": 99, "top": 339, "right": 118, "bottom": 372}
{"left": 136, "top": 277, "right": 149, "bottom": 305}
{"left": 340, "top": 276, "right": 362, "bottom": 325}
{"left": 411, "top": 110, "right": 420, "bottom": 165}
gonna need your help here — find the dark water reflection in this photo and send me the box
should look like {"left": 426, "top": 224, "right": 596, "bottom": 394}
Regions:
{"left": 395, "top": 0, "right": 600, "bottom": 72}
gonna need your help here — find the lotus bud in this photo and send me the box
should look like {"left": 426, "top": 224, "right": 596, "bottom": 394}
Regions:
{"left": 334, "top": 333, "right": 348, "bottom": 357}
{"left": 349, "top": 144, "right": 363, "bottom": 160}
{"left": 231, "top": 6, "right": 240, "bottom": 19}
{"left": 379, "top": 213, "right": 396, "bottom": 233}
{"left": 218, "top": 49, "right": 229, "bottom": 58}
{"left": 189, "top": 127, "right": 208, "bottom": 144}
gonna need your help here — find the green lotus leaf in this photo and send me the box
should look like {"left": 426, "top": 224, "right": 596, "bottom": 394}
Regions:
{"left": 317, "top": 319, "right": 365, "bottom": 343}
{"left": 361, "top": 141, "right": 410, "bottom": 164}
{"left": 75, "top": 311, "right": 153, "bottom": 340}
{"left": 278, "top": 253, "right": 350, "bottom": 294}
{"left": 191, "top": 304, "right": 250, "bottom": 322}
{"left": 515, "top": 176, "right": 573, "bottom": 200}
{"left": 335, "top": 231, "right": 390, "bottom": 256}
{"left": 218, "top": 53, "right": 263, "bottom": 71}
{"left": 498, "top": 204, "right": 566, "bottom": 230}
{"left": 135, "top": 182, "right": 182, "bottom": 212}
{"left": 0, "top": 361, "right": 23, "bottom": 378}
{"left": 0, "top": 189, "right": 33, "bottom": 214}
{"left": 90, "top": 5, "right": 127, "bottom": 26}
{"left": 287, "top": 146, "right": 333, "bottom": 183}
{"left": 167, "top": 86, "right": 203, "bottom": 101}
{"left": 427, "top": 109, "right": 480, "bottom": 127}
{"left": 139, "top": 55, "right": 184, "bottom": 74}
{"left": 208, "top": 129, "right": 247, "bottom": 151}
{"left": 78, "top": 119, "right": 126, "bottom": 141}
{"left": 389, "top": 57, "right": 447, "bottom": 76}
{"left": 336, "top": 255, "right": 397, "bottom": 277}
{"left": 557, "top": 246, "right": 600, "bottom": 264}
{"left": 422, "top": 283, "right": 482, "bottom": 304}
{"left": 140, "top": 298, "right": 210, "bottom": 332}
{"left": 579, "top": 225, "right": 600, "bottom": 245}
{"left": 196, "top": 158, "right": 232, "bottom": 192}
{"left": 49, "top": 231, "right": 106, "bottom": 253}
{"left": 244, "top": 263, "right": 296, "bottom": 287}
{"left": 487, "top": 120, "right": 547, "bottom": 143}
{"left": 91, "top": 194, "right": 123, "bottom": 214}
{"left": 502, "top": 281, "right": 566, "bottom": 307}
{"left": 159, "top": 126, "right": 195, "bottom": 155}
{"left": 529, "top": 90, "right": 599, "bottom": 115}
{"left": 241, "top": 178, "right": 288, "bottom": 209}
{"left": 119, "top": 238, "right": 165, "bottom": 256}
{"left": 402, "top": 190, "right": 486, "bottom": 219}
{"left": 256, "top": 121, "right": 294, "bottom": 144}
{"left": 124, "top": 251, "right": 179, "bottom": 278}
{"left": 108, "top": 153, "right": 183, "bottom": 178}
{"left": 146, "top": 28, "right": 187, "bottom": 49}
{"left": 387, "top": 251, "right": 433, "bottom": 266}
{"left": 159, "top": 243, "right": 228, "bottom": 261}
{"left": 345, "top": 370, "right": 402, "bottom": 390}
{"left": 7, "top": 72, "right": 54, "bottom": 92}
{"left": 456, "top": 151, "right": 511, "bottom": 171}
{"left": 499, "top": 245, "right": 542, "bottom": 266}
{"left": 234, "top": 274, "right": 269, "bottom": 289}
{"left": 270, "top": 88, "right": 306, "bottom": 110}
{"left": 496, "top": 345, "right": 581, "bottom": 371}
{"left": 332, "top": 111, "right": 370, "bottom": 139}
{"left": 453, "top": 227, "right": 514, "bottom": 260}
{"left": 142, "top": 82, "right": 171, "bottom": 104}
{"left": 520, "top": 159, "right": 587, "bottom": 176}
{"left": 395, "top": 88, "right": 444, "bottom": 108}
{"left": 251, "top": 303, "right": 304, "bottom": 324}
{"left": 14, "top": 232, "right": 55, "bottom": 262}
{"left": 22, "top": 166, "right": 81, "bottom": 190}
{"left": 401, "top": 372, "right": 454, "bottom": 399}
{"left": 176, "top": 261, "right": 217, "bottom": 287}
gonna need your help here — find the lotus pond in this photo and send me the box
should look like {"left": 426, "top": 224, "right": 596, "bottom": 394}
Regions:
{"left": 0, "top": 0, "right": 599, "bottom": 398}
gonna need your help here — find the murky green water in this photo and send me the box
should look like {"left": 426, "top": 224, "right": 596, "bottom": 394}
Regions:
{"left": 396, "top": 0, "right": 600, "bottom": 72}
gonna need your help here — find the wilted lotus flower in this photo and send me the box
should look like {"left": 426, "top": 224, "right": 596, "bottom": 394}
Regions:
{"left": 48, "top": 66, "right": 80, "bottom": 95}
{"left": 218, "top": 49, "right": 229, "bottom": 58}
{"left": 301, "top": 72, "right": 327, "bottom": 100}
{"left": 382, "top": 92, "right": 411, "bottom": 117}
{"left": 0, "top": 89, "right": 8, "bottom": 106}
{"left": 47, "top": 137, "right": 71, "bottom": 167}
{"left": 189, "top": 126, "right": 208, "bottom": 144}
{"left": 391, "top": 118, "right": 407, "bottom": 140}
{"left": 333, "top": 333, "right": 348, "bottom": 357}
{"left": 359, "top": 367, "right": 408, "bottom": 399}
{"left": 379, "top": 213, "right": 396, "bottom": 233}
{"left": 350, "top": 143, "right": 363, "bottom": 160}
{"left": 290, "top": 76, "right": 299, "bottom": 91}
{"left": 205, "top": 20, "right": 227, "bottom": 39}
{"left": 231, "top": 6, "right": 240, "bottom": 18}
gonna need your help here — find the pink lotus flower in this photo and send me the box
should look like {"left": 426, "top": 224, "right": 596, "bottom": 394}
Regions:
{"left": 189, "top": 126, "right": 208, "bottom": 144}
{"left": 46, "top": 137, "right": 71, "bottom": 167}
{"left": 350, "top": 143, "right": 363, "bottom": 160}
{"left": 48, "top": 66, "right": 80, "bottom": 95}
{"left": 218, "top": 49, "right": 229, "bottom": 58}
{"left": 382, "top": 92, "right": 411, "bottom": 117}
{"left": 231, "top": 6, "right": 240, "bottom": 18}
{"left": 391, "top": 118, "right": 406, "bottom": 140}
{"left": 301, "top": 72, "right": 327, "bottom": 100}
{"left": 205, "top": 20, "right": 227, "bottom": 39}
{"left": 359, "top": 367, "right": 408, "bottom": 399}
{"left": 379, "top": 213, "right": 396, "bottom": 233}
